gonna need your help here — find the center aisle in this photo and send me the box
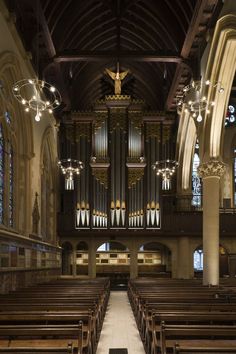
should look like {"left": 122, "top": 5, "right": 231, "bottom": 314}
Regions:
{"left": 96, "top": 291, "right": 145, "bottom": 354}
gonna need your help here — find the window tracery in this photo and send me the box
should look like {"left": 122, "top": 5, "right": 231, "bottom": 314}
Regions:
{"left": 192, "top": 140, "right": 201, "bottom": 206}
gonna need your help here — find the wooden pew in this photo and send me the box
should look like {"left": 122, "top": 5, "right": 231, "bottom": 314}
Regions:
{"left": 0, "top": 323, "right": 84, "bottom": 353}
{"left": 174, "top": 343, "right": 236, "bottom": 353}
{"left": 128, "top": 278, "right": 236, "bottom": 354}
{"left": 145, "top": 312, "right": 236, "bottom": 354}
{"left": 0, "top": 278, "right": 110, "bottom": 354}
{"left": 153, "top": 322, "right": 236, "bottom": 354}
{"left": 0, "top": 343, "right": 73, "bottom": 353}
{"left": 0, "top": 313, "right": 96, "bottom": 354}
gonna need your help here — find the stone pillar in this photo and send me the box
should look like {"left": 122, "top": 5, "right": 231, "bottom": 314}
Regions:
{"left": 198, "top": 159, "right": 226, "bottom": 285}
{"left": 88, "top": 246, "right": 96, "bottom": 278}
{"left": 177, "top": 236, "right": 191, "bottom": 279}
{"left": 72, "top": 248, "right": 77, "bottom": 277}
{"left": 130, "top": 248, "right": 138, "bottom": 279}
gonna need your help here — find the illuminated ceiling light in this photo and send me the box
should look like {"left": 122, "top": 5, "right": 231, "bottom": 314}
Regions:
{"left": 12, "top": 79, "right": 61, "bottom": 122}
{"left": 58, "top": 159, "right": 84, "bottom": 190}
{"left": 176, "top": 79, "right": 224, "bottom": 123}
{"left": 196, "top": 113, "right": 203, "bottom": 123}
{"left": 152, "top": 160, "right": 179, "bottom": 190}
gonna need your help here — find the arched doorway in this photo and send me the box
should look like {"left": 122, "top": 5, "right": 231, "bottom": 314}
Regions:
{"left": 96, "top": 241, "right": 129, "bottom": 289}
{"left": 61, "top": 242, "right": 73, "bottom": 275}
{"left": 76, "top": 241, "right": 89, "bottom": 276}
{"left": 193, "top": 245, "right": 229, "bottom": 278}
{"left": 138, "top": 242, "right": 171, "bottom": 277}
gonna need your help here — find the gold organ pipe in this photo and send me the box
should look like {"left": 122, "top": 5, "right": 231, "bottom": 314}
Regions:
{"left": 121, "top": 130, "right": 126, "bottom": 203}
{"left": 111, "top": 130, "right": 115, "bottom": 203}
{"left": 116, "top": 129, "right": 120, "bottom": 203}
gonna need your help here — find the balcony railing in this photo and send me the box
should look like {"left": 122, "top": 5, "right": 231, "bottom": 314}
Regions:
{"left": 174, "top": 195, "right": 236, "bottom": 213}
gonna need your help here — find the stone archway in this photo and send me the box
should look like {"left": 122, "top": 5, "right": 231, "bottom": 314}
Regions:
{"left": 61, "top": 242, "right": 73, "bottom": 275}
{"left": 138, "top": 241, "right": 171, "bottom": 277}
{"left": 96, "top": 241, "right": 130, "bottom": 289}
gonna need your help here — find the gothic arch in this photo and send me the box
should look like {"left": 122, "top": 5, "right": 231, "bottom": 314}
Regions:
{"left": 203, "top": 14, "right": 236, "bottom": 159}
{"left": 0, "top": 52, "right": 34, "bottom": 232}
{"left": 176, "top": 108, "right": 197, "bottom": 190}
{"left": 0, "top": 51, "right": 34, "bottom": 158}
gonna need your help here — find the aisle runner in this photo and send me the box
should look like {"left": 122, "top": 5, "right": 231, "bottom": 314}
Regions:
{"left": 96, "top": 291, "right": 145, "bottom": 354}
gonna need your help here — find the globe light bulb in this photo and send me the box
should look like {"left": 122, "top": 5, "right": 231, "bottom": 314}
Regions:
{"left": 197, "top": 113, "right": 202, "bottom": 122}
{"left": 35, "top": 113, "right": 41, "bottom": 122}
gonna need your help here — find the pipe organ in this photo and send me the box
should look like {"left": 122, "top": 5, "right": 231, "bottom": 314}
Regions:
{"left": 60, "top": 96, "right": 175, "bottom": 230}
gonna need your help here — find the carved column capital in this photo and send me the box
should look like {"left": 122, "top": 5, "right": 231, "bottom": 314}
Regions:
{"left": 198, "top": 159, "right": 226, "bottom": 178}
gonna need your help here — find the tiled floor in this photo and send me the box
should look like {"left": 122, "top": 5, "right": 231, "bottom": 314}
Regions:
{"left": 96, "top": 291, "right": 145, "bottom": 354}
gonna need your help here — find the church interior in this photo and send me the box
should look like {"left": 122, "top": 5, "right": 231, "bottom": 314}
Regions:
{"left": 1, "top": 0, "right": 236, "bottom": 353}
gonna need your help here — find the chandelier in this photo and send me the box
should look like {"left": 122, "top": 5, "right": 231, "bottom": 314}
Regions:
{"left": 58, "top": 159, "right": 84, "bottom": 190}
{"left": 152, "top": 159, "right": 178, "bottom": 190}
{"left": 177, "top": 80, "right": 224, "bottom": 123}
{"left": 12, "top": 79, "right": 61, "bottom": 122}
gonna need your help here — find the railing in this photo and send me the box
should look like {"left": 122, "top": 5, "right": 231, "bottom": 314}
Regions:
{"left": 174, "top": 195, "right": 236, "bottom": 213}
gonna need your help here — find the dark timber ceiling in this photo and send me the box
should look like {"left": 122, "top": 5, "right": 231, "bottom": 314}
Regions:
{"left": 5, "top": 0, "right": 222, "bottom": 114}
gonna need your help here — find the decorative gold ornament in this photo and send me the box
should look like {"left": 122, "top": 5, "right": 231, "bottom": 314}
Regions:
{"left": 128, "top": 168, "right": 144, "bottom": 188}
{"left": 198, "top": 159, "right": 226, "bottom": 178}
{"left": 110, "top": 108, "right": 127, "bottom": 131}
{"left": 146, "top": 123, "right": 161, "bottom": 141}
{"left": 92, "top": 168, "right": 108, "bottom": 188}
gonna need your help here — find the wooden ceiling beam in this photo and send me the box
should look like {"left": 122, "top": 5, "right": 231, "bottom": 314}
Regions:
{"left": 166, "top": 0, "right": 219, "bottom": 110}
{"left": 30, "top": 0, "right": 71, "bottom": 110}
{"left": 54, "top": 51, "right": 182, "bottom": 63}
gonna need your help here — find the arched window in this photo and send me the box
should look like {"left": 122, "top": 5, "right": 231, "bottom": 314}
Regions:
{"left": 97, "top": 243, "right": 110, "bottom": 251}
{"left": 192, "top": 140, "right": 201, "bottom": 206}
{"left": 194, "top": 248, "right": 203, "bottom": 271}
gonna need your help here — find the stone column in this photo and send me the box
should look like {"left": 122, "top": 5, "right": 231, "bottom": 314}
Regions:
{"left": 130, "top": 248, "right": 138, "bottom": 279}
{"left": 177, "top": 236, "right": 191, "bottom": 279}
{"left": 198, "top": 159, "right": 226, "bottom": 285}
{"left": 72, "top": 248, "right": 77, "bottom": 277}
{"left": 88, "top": 246, "right": 96, "bottom": 278}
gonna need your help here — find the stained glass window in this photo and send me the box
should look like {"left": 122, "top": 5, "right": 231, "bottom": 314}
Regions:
{"left": 192, "top": 140, "right": 201, "bottom": 206}
{"left": 194, "top": 249, "right": 203, "bottom": 270}
{"left": 4, "top": 111, "right": 11, "bottom": 125}
{"left": 0, "top": 125, "right": 4, "bottom": 224}
{"left": 9, "top": 144, "right": 13, "bottom": 227}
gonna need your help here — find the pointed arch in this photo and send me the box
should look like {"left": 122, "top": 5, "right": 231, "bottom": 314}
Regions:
{"left": 176, "top": 108, "right": 197, "bottom": 190}
{"left": 203, "top": 15, "right": 236, "bottom": 158}
{"left": 0, "top": 51, "right": 34, "bottom": 233}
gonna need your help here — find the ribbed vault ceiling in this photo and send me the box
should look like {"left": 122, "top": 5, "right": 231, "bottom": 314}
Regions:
{"left": 6, "top": 0, "right": 222, "bottom": 113}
